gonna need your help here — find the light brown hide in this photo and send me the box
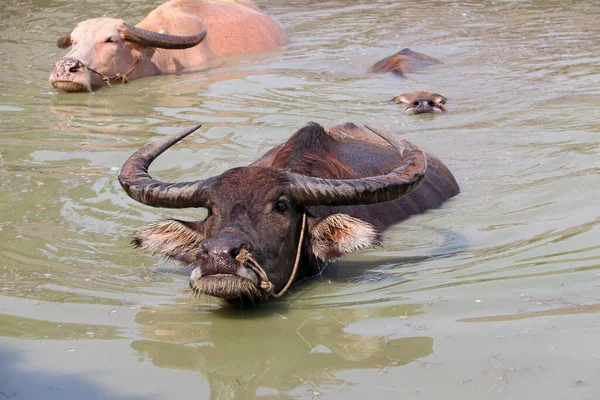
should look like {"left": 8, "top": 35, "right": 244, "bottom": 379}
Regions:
{"left": 50, "top": 0, "right": 287, "bottom": 91}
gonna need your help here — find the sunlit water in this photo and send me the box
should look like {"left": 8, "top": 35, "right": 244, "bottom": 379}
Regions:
{"left": 1, "top": 0, "right": 599, "bottom": 399}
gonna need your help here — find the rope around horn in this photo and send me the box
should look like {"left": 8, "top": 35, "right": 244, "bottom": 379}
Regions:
{"left": 236, "top": 212, "right": 307, "bottom": 298}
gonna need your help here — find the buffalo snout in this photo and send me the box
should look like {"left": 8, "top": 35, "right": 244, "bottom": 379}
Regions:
{"left": 50, "top": 57, "right": 92, "bottom": 92}
{"left": 405, "top": 97, "right": 447, "bottom": 114}
{"left": 190, "top": 245, "right": 261, "bottom": 301}
{"left": 392, "top": 92, "right": 447, "bottom": 115}
{"left": 408, "top": 98, "right": 436, "bottom": 114}
{"left": 200, "top": 234, "right": 248, "bottom": 260}
{"left": 197, "top": 233, "right": 255, "bottom": 277}
{"left": 62, "top": 58, "right": 84, "bottom": 73}
{"left": 190, "top": 233, "right": 260, "bottom": 300}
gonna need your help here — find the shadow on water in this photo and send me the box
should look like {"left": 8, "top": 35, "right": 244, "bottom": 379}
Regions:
{"left": 131, "top": 305, "right": 433, "bottom": 399}
{"left": 0, "top": 314, "right": 123, "bottom": 341}
{"left": 0, "top": 346, "right": 154, "bottom": 400}
{"left": 285, "top": 225, "right": 470, "bottom": 296}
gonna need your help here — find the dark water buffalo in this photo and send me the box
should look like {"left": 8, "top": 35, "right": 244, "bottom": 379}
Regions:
{"left": 119, "top": 123, "right": 459, "bottom": 302}
{"left": 369, "top": 48, "right": 442, "bottom": 77}
{"left": 50, "top": 0, "right": 287, "bottom": 92}
{"left": 391, "top": 91, "right": 447, "bottom": 114}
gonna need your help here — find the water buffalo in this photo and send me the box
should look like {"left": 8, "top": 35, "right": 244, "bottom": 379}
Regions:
{"left": 369, "top": 48, "right": 442, "bottom": 77}
{"left": 119, "top": 122, "right": 459, "bottom": 303}
{"left": 50, "top": 0, "right": 287, "bottom": 92}
{"left": 391, "top": 91, "right": 447, "bottom": 114}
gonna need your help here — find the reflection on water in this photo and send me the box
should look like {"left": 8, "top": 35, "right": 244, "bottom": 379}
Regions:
{"left": 132, "top": 305, "right": 431, "bottom": 399}
{"left": 0, "top": 314, "right": 123, "bottom": 341}
{"left": 1, "top": 0, "right": 599, "bottom": 398}
{"left": 459, "top": 303, "right": 600, "bottom": 323}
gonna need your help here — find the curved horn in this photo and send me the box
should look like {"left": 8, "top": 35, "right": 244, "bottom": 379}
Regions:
{"left": 118, "top": 125, "right": 215, "bottom": 208}
{"left": 57, "top": 32, "right": 72, "bottom": 49}
{"left": 120, "top": 23, "right": 207, "bottom": 49}
{"left": 286, "top": 124, "right": 427, "bottom": 206}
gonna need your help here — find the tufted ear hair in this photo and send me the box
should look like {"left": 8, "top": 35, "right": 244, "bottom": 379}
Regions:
{"left": 132, "top": 219, "right": 205, "bottom": 264}
{"left": 309, "top": 214, "right": 380, "bottom": 262}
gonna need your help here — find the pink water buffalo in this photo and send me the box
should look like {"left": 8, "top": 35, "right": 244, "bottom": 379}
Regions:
{"left": 50, "top": 0, "right": 287, "bottom": 92}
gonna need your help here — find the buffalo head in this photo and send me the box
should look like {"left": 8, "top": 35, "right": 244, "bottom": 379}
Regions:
{"left": 391, "top": 91, "right": 447, "bottom": 114}
{"left": 119, "top": 123, "right": 427, "bottom": 302}
{"left": 50, "top": 18, "right": 206, "bottom": 92}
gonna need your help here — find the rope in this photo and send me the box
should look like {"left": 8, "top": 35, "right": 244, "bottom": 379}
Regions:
{"left": 236, "top": 212, "right": 307, "bottom": 298}
{"left": 84, "top": 59, "right": 140, "bottom": 87}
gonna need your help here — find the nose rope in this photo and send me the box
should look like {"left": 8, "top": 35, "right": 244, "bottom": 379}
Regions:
{"left": 236, "top": 212, "right": 307, "bottom": 299}
{"left": 75, "top": 59, "right": 140, "bottom": 87}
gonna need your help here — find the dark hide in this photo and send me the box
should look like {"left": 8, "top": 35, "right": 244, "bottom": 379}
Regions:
{"left": 254, "top": 122, "right": 459, "bottom": 232}
{"left": 124, "top": 122, "right": 459, "bottom": 302}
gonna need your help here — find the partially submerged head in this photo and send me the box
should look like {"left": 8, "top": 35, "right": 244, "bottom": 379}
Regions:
{"left": 369, "top": 48, "right": 442, "bottom": 77}
{"left": 131, "top": 167, "right": 310, "bottom": 301}
{"left": 391, "top": 91, "right": 447, "bottom": 114}
{"left": 50, "top": 18, "right": 206, "bottom": 92}
{"left": 119, "top": 124, "right": 427, "bottom": 302}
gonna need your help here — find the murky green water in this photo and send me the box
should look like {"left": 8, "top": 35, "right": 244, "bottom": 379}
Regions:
{"left": 1, "top": 0, "right": 599, "bottom": 399}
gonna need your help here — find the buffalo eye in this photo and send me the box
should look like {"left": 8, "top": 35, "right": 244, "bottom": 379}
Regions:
{"left": 274, "top": 199, "right": 288, "bottom": 213}
{"left": 105, "top": 37, "right": 116, "bottom": 43}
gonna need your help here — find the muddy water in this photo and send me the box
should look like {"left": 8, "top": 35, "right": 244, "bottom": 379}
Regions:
{"left": 1, "top": 0, "right": 599, "bottom": 399}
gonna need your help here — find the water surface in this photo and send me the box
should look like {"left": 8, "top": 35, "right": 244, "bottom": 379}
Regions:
{"left": 1, "top": 0, "right": 599, "bottom": 399}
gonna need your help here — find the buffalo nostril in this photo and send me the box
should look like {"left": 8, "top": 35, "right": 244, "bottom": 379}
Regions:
{"left": 412, "top": 101, "right": 419, "bottom": 106}
{"left": 66, "top": 60, "right": 83, "bottom": 73}
{"left": 229, "top": 246, "right": 243, "bottom": 259}
{"left": 200, "top": 237, "right": 246, "bottom": 259}
{"left": 428, "top": 101, "right": 435, "bottom": 106}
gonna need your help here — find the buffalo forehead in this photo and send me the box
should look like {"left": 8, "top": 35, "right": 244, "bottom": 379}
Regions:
{"left": 211, "top": 167, "right": 289, "bottom": 202}
{"left": 72, "top": 18, "right": 125, "bottom": 41}
{"left": 400, "top": 91, "right": 436, "bottom": 102}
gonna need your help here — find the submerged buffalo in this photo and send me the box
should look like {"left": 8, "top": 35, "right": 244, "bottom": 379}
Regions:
{"left": 119, "top": 123, "right": 459, "bottom": 302}
{"left": 391, "top": 91, "right": 448, "bottom": 114}
{"left": 369, "top": 48, "right": 442, "bottom": 77}
{"left": 50, "top": 0, "right": 287, "bottom": 92}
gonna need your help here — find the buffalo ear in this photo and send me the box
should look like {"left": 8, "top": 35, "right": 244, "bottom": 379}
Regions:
{"left": 57, "top": 33, "right": 72, "bottom": 49}
{"left": 390, "top": 94, "right": 410, "bottom": 104}
{"left": 132, "top": 219, "right": 205, "bottom": 264}
{"left": 309, "top": 214, "right": 380, "bottom": 262}
{"left": 431, "top": 93, "right": 447, "bottom": 104}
